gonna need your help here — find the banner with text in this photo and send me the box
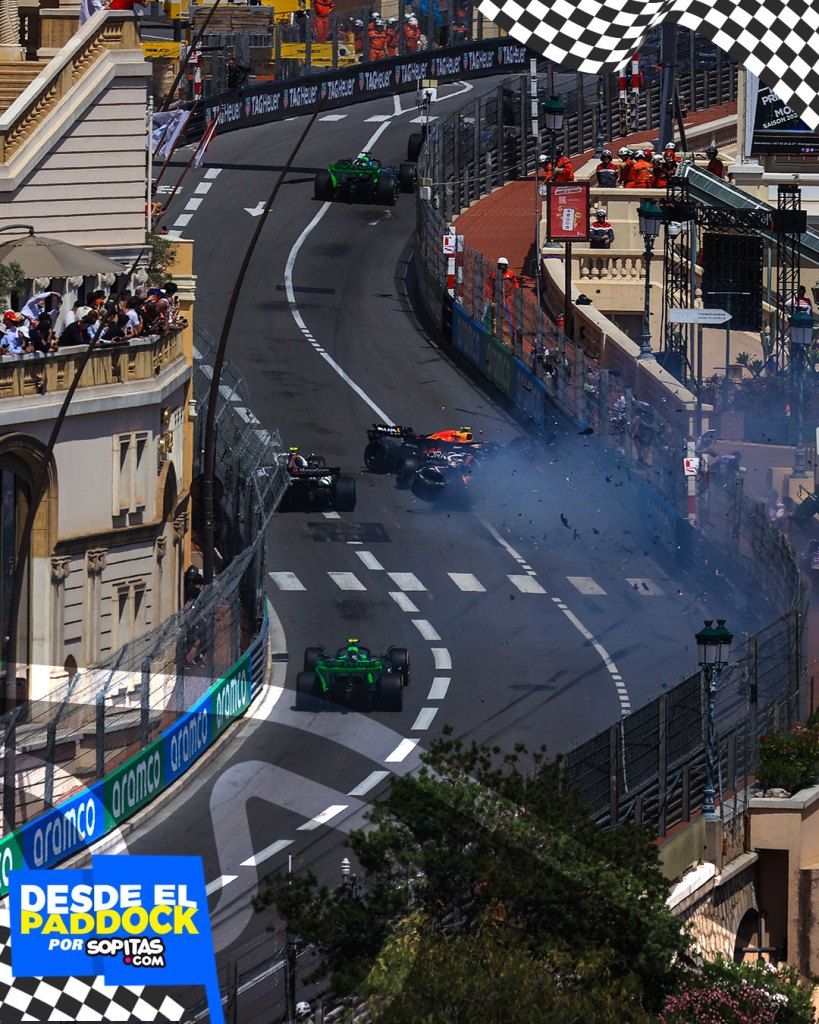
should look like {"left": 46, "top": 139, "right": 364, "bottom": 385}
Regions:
{"left": 204, "top": 38, "right": 533, "bottom": 133}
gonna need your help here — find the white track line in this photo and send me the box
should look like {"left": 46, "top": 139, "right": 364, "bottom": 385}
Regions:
{"left": 356, "top": 551, "right": 384, "bottom": 570}
{"left": 240, "top": 839, "right": 293, "bottom": 868}
{"left": 412, "top": 707, "right": 438, "bottom": 731}
{"left": 431, "top": 648, "right": 451, "bottom": 670}
{"left": 390, "top": 592, "right": 419, "bottom": 613}
{"left": 385, "top": 738, "right": 419, "bottom": 763}
{"left": 428, "top": 677, "right": 450, "bottom": 700}
{"left": 206, "top": 874, "right": 237, "bottom": 895}
{"left": 297, "top": 804, "right": 348, "bottom": 831}
{"left": 412, "top": 619, "right": 441, "bottom": 641}
{"left": 348, "top": 770, "right": 390, "bottom": 796}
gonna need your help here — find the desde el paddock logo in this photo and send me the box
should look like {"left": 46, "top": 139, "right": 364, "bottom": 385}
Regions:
{"left": 10, "top": 855, "right": 224, "bottom": 1023}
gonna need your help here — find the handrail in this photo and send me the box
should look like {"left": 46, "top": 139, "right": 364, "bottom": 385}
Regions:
{"left": 0, "top": 11, "right": 140, "bottom": 163}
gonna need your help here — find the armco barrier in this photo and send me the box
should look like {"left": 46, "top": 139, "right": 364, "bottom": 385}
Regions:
{"left": 0, "top": 622, "right": 267, "bottom": 895}
{"left": 201, "top": 37, "right": 532, "bottom": 133}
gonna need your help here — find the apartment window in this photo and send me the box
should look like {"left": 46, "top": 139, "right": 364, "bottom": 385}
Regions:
{"left": 113, "top": 432, "right": 151, "bottom": 516}
{"left": 114, "top": 580, "right": 148, "bottom": 647}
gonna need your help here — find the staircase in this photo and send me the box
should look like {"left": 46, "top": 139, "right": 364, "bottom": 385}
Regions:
{"left": 0, "top": 60, "right": 49, "bottom": 117}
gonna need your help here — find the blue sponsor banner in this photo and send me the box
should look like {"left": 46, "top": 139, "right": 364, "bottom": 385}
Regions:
{"left": 10, "top": 855, "right": 224, "bottom": 1022}
{"left": 164, "top": 695, "right": 212, "bottom": 785}
{"left": 20, "top": 783, "right": 105, "bottom": 870}
{"left": 451, "top": 303, "right": 487, "bottom": 369}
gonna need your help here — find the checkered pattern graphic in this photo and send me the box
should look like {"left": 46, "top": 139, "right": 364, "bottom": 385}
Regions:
{"left": 0, "top": 906, "right": 188, "bottom": 1022}
{"left": 477, "top": 0, "right": 819, "bottom": 131}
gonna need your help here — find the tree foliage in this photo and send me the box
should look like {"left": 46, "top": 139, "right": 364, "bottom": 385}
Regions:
{"left": 144, "top": 232, "right": 178, "bottom": 285}
{"left": 0, "top": 261, "right": 26, "bottom": 301}
{"left": 255, "top": 733, "right": 691, "bottom": 1018}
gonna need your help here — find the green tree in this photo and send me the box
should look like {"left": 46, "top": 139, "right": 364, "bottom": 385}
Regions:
{"left": 255, "top": 733, "right": 690, "bottom": 1017}
{"left": 144, "top": 232, "right": 178, "bottom": 285}
{"left": 0, "top": 261, "right": 25, "bottom": 302}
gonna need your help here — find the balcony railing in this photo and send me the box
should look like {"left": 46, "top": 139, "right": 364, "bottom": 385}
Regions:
{"left": 0, "top": 330, "right": 185, "bottom": 401}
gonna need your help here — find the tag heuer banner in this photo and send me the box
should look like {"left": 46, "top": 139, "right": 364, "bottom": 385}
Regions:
{"left": 204, "top": 37, "right": 532, "bottom": 132}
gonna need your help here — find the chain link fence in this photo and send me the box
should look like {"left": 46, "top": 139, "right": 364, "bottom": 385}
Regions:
{"left": 0, "top": 326, "right": 289, "bottom": 832}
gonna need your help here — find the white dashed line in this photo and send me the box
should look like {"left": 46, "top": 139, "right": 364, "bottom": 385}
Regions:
{"left": 448, "top": 572, "right": 485, "bottom": 592}
{"left": 508, "top": 575, "right": 546, "bottom": 594}
{"left": 348, "top": 770, "right": 390, "bottom": 796}
{"left": 269, "top": 571, "right": 305, "bottom": 591}
{"left": 567, "top": 577, "right": 607, "bottom": 596}
{"left": 364, "top": 114, "right": 393, "bottom": 121}
{"left": 390, "top": 592, "right": 419, "bottom": 613}
{"left": 297, "top": 804, "right": 348, "bottom": 831}
{"left": 356, "top": 551, "right": 384, "bottom": 570}
{"left": 409, "top": 114, "right": 438, "bottom": 123}
{"left": 323, "top": 511, "right": 341, "bottom": 519}
{"left": 194, "top": 182, "right": 213, "bottom": 194}
{"left": 205, "top": 168, "right": 221, "bottom": 179}
{"left": 205, "top": 875, "right": 237, "bottom": 895}
{"left": 388, "top": 572, "right": 425, "bottom": 591}
{"left": 480, "top": 518, "right": 527, "bottom": 562}
{"left": 184, "top": 197, "right": 203, "bottom": 211}
{"left": 431, "top": 648, "right": 451, "bottom": 670}
{"left": 319, "top": 113, "right": 347, "bottom": 121}
{"left": 328, "top": 572, "right": 366, "bottom": 591}
{"left": 167, "top": 229, "right": 182, "bottom": 239}
{"left": 428, "top": 677, "right": 450, "bottom": 700}
{"left": 385, "top": 738, "right": 419, "bottom": 763}
{"left": 412, "top": 619, "right": 441, "bottom": 641}
{"left": 173, "top": 213, "right": 192, "bottom": 227}
{"left": 240, "top": 839, "right": 293, "bottom": 868}
{"left": 551, "top": 597, "right": 630, "bottom": 714}
{"left": 412, "top": 707, "right": 438, "bottom": 731}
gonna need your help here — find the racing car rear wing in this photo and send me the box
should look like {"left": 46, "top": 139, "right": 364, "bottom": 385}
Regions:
{"left": 368, "top": 424, "right": 415, "bottom": 440}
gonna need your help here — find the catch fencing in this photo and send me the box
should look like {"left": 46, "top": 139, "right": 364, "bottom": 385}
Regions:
{"left": 0, "top": 326, "right": 289, "bottom": 839}
{"left": 414, "top": 55, "right": 805, "bottom": 838}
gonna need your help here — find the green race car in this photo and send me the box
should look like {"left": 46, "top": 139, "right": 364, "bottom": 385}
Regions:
{"left": 296, "top": 638, "right": 410, "bottom": 712}
{"left": 313, "top": 152, "right": 416, "bottom": 206}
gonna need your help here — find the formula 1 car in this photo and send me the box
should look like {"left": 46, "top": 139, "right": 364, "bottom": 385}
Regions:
{"left": 314, "top": 152, "right": 415, "bottom": 205}
{"left": 279, "top": 449, "right": 356, "bottom": 511}
{"left": 296, "top": 639, "right": 410, "bottom": 711}
{"left": 364, "top": 424, "right": 502, "bottom": 475}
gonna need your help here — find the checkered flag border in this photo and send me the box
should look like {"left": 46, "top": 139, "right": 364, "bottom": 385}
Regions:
{"left": 477, "top": 0, "right": 819, "bottom": 132}
{"left": 0, "top": 904, "right": 188, "bottom": 1022}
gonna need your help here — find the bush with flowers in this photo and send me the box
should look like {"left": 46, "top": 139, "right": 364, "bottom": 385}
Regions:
{"left": 758, "top": 717, "right": 819, "bottom": 794}
{"left": 659, "top": 956, "right": 815, "bottom": 1024}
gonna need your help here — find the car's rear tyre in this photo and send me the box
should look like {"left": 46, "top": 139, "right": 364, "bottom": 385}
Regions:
{"left": 398, "top": 161, "right": 416, "bottom": 193}
{"left": 378, "top": 672, "right": 403, "bottom": 711}
{"left": 365, "top": 438, "right": 400, "bottom": 473}
{"left": 411, "top": 469, "right": 447, "bottom": 502}
{"left": 375, "top": 171, "right": 397, "bottom": 206}
{"left": 388, "top": 646, "right": 410, "bottom": 685}
{"left": 304, "top": 646, "right": 323, "bottom": 672}
{"left": 332, "top": 475, "right": 356, "bottom": 512}
{"left": 407, "top": 133, "right": 424, "bottom": 161}
{"left": 296, "top": 671, "right": 320, "bottom": 711}
{"left": 314, "top": 169, "right": 334, "bottom": 201}
{"left": 395, "top": 454, "right": 420, "bottom": 489}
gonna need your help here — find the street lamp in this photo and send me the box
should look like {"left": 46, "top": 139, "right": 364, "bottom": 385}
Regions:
{"left": 534, "top": 153, "right": 547, "bottom": 311}
{"left": 340, "top": 856, "right": 357, "bottom": 898}
{"left": 789, "top": 309, "right": 814, "bottom": 478}
{"left": 696, "top": 618, "right": 733, "bottom": 820}
{"left": 637, "top": 199, "right": 662, "bottom": 360}
{"left": 541, "top": 94, "right": 565, "bottom": 170}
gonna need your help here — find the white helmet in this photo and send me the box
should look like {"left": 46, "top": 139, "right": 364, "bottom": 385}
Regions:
{"left": 497, "top": 256, "right": 509, "bottom": 266}
{"left": 618, "top": 146, "right": 630, "bottom": 158}
{"left": 664, "top": 141, "right": 676, "bottom": 151}
{"left": 634, "top": 148, "right": 647, "bottom": 159}
{"left": 296, "top": 1003, "right": 312, "bottom": 1020}
{"left": 407, "top": 13, "right": 417, "bottom": 22}
{"left": 371, "top": 10, "right": 380, "bottom": 18}
{"left": 596, "top": 208, "right": 607, "bottom": 218}
{"left": 601, "top": 148, "right": 612, "bottom": 159}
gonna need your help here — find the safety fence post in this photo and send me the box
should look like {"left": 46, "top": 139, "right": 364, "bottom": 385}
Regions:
{"left": 140, "top": 657, "right": 151, "bottom": 748}
{"left": 44, "top": 720, "right": 56, "bottom": 807}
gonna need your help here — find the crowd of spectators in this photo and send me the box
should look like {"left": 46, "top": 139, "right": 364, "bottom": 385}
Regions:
{"left": 0, "top": 281, "right": 187, "bottom": 360}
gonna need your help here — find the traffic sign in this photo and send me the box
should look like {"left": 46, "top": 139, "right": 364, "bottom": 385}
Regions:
{"left": 668, "top": 308, "right": 732, "bottom": 325}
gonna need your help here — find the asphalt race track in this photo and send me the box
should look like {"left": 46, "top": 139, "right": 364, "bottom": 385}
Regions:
{"left": 132, "top": 79, "right": 771, "bottom": 1012}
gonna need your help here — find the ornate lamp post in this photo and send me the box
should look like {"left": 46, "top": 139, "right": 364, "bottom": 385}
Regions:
{"left": 637, "top": 199, "right": 663, "bottom": 360}
{"left": 789, "top": 309, "right": 814, "bottom": 478}
{"left": 696, "top": 618, "right": 733, "bottom": 819}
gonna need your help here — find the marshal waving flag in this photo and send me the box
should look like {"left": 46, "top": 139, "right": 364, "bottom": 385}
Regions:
{"left": 192, "top": 111, "right": 220, "bottom": 170}
{"left": 477, "top": 0, "right": 819, "bottom": 132}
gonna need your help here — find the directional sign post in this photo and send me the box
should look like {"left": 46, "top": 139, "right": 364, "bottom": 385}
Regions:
{"left": 668, "top": 307, "right": 732, "bottom": 325}
{"left": 668, "top": 310, "right": 733, "bottom": 434}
